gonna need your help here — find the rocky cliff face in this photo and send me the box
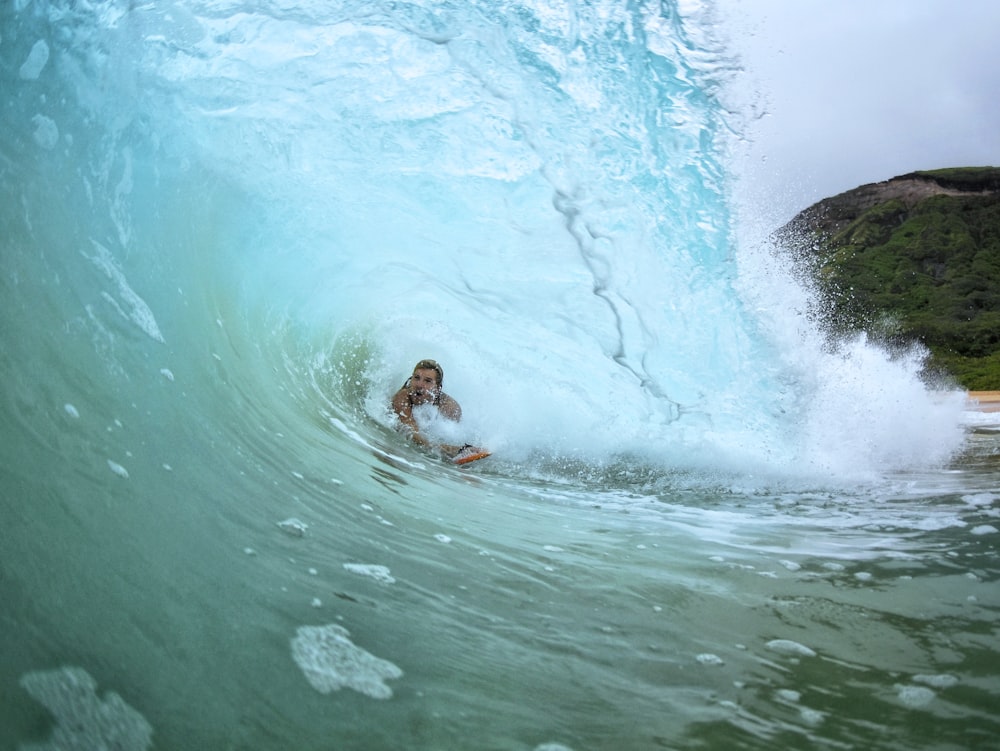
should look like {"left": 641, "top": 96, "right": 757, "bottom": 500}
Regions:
{"left": 775, "top": 167, "right": 1000, "bottom": 390}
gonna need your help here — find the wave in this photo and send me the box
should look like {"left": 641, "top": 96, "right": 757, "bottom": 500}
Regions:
{"left": 2, "top": 0, "right": 969, "bottom": 496}
{"left": 4, "top": 3, "right": 996, "bottom": 751}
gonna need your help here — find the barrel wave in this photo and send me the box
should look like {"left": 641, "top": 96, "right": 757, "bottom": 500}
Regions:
{"left": 2, "top": 1, "right": 997, "bottom": 750}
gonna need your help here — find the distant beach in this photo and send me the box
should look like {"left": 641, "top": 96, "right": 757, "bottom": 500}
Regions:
{"left": 967, "top": 391, "right": 1000, "bottom": 412}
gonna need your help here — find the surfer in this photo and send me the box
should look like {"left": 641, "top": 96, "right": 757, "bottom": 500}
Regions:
{"left": 391, "top": 359, "right": 488, "bottom": 464}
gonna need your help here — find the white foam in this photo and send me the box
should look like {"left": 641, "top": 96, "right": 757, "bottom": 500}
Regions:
{"left": 86, "top": 241, "right": 165, "bottom": 343}
{"left": 342, "top": 563, "right": 395, "bottom": 584}
{"left": 970, "top": 525, "right": 997, "bottom": 536}
{"left": 328, "top": 416, "right": 427, "bottom": 470}
{"left": 107, "top": 460, "right": 129, "bottom": 479}
{"left": 32, "top": 114, "right": 59, "bottom": 149}
{"left": 290, "top": 624, "right": 402, "bottom": 699}
{"left": 64, "top": 403, "right": 80, "bottom": 418}
{"left": 19, "top": 666, "right": 153, "bottom": 750}
{"left": 19, "top": 39, "right": 50, "bottom": 80}
{"left": 961, "top": 492, "right": 998, "bottom": 507}
{"left": 913, "top": 673, "right": 958, "bottom": 689}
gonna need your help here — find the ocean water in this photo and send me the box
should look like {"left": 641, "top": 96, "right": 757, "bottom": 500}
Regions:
{"left": 2, "top": 1, "right": 998, "bottom": 749}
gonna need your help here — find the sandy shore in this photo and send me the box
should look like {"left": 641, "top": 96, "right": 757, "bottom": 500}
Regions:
{"left": 967, "top": 391, "right": 1000, "bottom": 412}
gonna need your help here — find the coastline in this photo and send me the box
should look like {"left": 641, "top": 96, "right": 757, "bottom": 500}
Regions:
{"left": 966, "top": 391, "right": 1000, "bottom": 413}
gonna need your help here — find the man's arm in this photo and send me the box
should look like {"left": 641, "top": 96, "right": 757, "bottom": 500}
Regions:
{"left": 391, "top": 388, "right": 430, "bottom": 446}
{"left": 392, "top": 389, "right": 466, "bottom": 456}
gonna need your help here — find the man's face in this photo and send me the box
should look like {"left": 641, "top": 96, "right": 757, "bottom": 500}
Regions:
{"left": 408, "top": 368, "right": 440, "bottom": 404}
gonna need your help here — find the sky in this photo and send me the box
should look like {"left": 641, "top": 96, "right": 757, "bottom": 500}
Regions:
{"left": 716, "top": 0, "right": 1000, "bottom": 224}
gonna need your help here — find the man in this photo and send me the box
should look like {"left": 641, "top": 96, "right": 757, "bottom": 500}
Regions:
{"left": 391, "top": 359, "right": 465, "bottom": 457}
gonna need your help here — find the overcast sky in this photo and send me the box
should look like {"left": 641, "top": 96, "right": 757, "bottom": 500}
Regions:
{"left": 716, "top": 0, "right": 1000, "bottom": 224}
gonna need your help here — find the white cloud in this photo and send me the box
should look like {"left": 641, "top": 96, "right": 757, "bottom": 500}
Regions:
{"left": 718, "top": 0, "right": 1000, "bottom": 222}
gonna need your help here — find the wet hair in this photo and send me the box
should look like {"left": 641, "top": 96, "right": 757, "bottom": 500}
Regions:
{"left": 413, "top": 359, "right": 444, "bottom": 386}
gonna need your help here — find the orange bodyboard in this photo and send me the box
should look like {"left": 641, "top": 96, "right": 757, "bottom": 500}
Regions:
{"left": 452, "top": 446, "right": 491, "bottom": 465}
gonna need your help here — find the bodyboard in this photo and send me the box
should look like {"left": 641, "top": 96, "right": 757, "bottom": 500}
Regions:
{"left": 452, "top": 445, "right": 491, "bottom": 465}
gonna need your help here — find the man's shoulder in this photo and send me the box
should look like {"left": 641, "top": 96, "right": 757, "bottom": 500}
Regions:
{"left": 391, "top": 388, "right": 410, "bottom": 411}
{"left": 438, "top": 392, "right": 461, "bottom": 419}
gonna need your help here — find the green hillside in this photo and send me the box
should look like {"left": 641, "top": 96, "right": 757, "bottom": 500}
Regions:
{"left": 776, "top": 167, "right": 1000, "bottom": 390}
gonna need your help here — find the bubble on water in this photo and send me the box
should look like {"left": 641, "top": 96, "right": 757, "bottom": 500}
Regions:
{"left": 277, "top": 517, "right": 308, "bottom": 537}
{"left": 799, "top": 707, "right": 825, "bottom": 726}
{"left": 766, "top": 639, "right": 816, "bottom": 658}
{"left": 895, "top": 683, "right": 935, "bottom": 708}
{"left": 343, "top": 563, "right": 395, "bottom": 584}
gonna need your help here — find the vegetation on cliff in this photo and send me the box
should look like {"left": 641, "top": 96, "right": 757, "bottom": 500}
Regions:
{"left": 777, "top": 167, "right": 1000, "bottom": 390}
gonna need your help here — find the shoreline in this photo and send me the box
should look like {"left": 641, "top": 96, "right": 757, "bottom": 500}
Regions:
{"left": 966, "top": 390, "right": 1000, "bottom": 413}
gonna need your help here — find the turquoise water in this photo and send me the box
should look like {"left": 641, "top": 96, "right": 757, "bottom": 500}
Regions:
{"left": 2, "top": 1, "right": 998, "bottom": 749}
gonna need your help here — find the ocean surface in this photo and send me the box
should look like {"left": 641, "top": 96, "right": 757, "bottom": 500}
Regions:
{"left": 2, "top": 1, "right": 998, "bottom": 749}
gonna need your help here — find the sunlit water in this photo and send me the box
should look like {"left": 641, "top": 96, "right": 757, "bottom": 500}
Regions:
{"left": 2, "top": 1, "right": 998, "bottom": 749}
